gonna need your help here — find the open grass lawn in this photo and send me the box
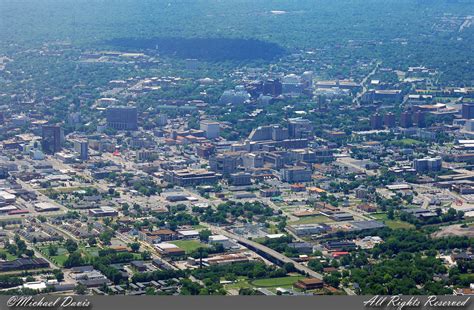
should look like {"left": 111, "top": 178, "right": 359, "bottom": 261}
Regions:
{"left": 371, "top": 214, "right": 415, "bottom": 229}
{"left": 0, "top": 249, "right": 18, "bottom": 261}
{"left": 459, "top": 274, "right": 474, "bottom": 282}
{"left": 38, "top": 245, "right": 102, "bottom": 266}
{"left": 392, "top": 138, "right": 422, "bottom": 146}
{"left": 385, "top": 220, "right": 415, "bottom": 230}
{"left": 52, "top": 248, "right": 69, "bottom": 266}
{"left": 133, "top": 253, "right": 144, "bottom": 260}
{"left": 267, "top": 223, "right": 279, "bottom": 234}
{"left": 224, "top": 277, "right": 253, "bottom": 291}
{"left": 252, "top": 237, "right": 267, "bottom": 244}
{"left": 38, "top": 246, "right": 69, "bottom": 266}
{"left": 250, "top": 276, "right": 305, "bottom": 288}
{"left": 281, "top": 208, "right": 297, "bottom": 214}
{"left": 372, "top": 213, "right": 388, "bottom": 220}
{"left": 224, "top": 276, "right": 304, "bottom": 292}
{"left": 81, "top": 246, "right": 101, "bottom": 260}
{"left": 169, "top": 240, "right": 207, "bottom": 254}
{"left": 434, "top": 96, "right": 461, "bottom": 102}
{"left": 289, "top": 215, "right": 331, "bottom": 225}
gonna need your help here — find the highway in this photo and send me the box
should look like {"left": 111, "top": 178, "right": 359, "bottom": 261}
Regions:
{"left": 204, "top": 223, "right": 324, "bottom": 280}
{"left": 46, "top": 153, "right": 325, "bottom": 281}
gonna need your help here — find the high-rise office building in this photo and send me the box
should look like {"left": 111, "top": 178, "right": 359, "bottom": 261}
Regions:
{"left": 200, "top": 120, "right": 220, "bottom": 139}
{"left": 249, "top": 125, "right": 273, "bottom": 141}
{"left": 209, "top": 153, "right": 240, "bottom": 175}
{"left": 106, "top": 106, "right": 138, "bottom": 130}
{"left": 400, "top": 112, "right": 413, "bottom": 128}
{"left": 263, "top": 79, "right": 282, "bottom": 96}
{"left": 41, "top": 125, "right": 63, "bottom": 154}
{"left": 461, "top": 103, "right": 474, "bottom": 119}
{"left": 73, "top": 139, "right": 89, "bottom": 160}
{"left": 282, "top": 74, "right": 304, "bottom": 95}
{"left": 281, "top": 166, "right": 312, "bottom": 183}
{"left": 413, "top": 111, "right": 426, "bottom": 128}
{"left": 317, "top": 95, "right": 327, "bottom": 111}
{"left": 271, "top": 125, "right": 289, "bottom": 141}
{"left": 465, "top": 120, "right": 474, "bottom": 132}
{"left": 229, "top": 173, "right": 252, "bottom": 186}
{"left": 414, "top": 157, "right": 442, "bottom": 173}
{"left": 384, "top": 113, "right": 396, "bottom": 128}
{"left": 370, "top": 114, "right": 384, "bottom": 130}
{"left": 242, "top": 153, "right": 264, "bottom": 169}
{"left": 288, "top": 118, "right": 313, "bottom": 139}
{"left": 157, "top": 114, "right": 168, "bottom": 126}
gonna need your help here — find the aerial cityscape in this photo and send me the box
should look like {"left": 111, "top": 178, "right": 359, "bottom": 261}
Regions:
{"left": 0, "top": 0, "right": 473, "bottom": 298}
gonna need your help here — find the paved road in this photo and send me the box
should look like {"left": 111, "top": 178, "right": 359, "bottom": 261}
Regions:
{"left": 10, "top": 232, "right": 60, "bottom": 270}
{"left": 337, "top": 157, "right": 377, "bottom": 176}
{"left": 353, "top": 61, "right": 381, "bottom": 105}
{"left": 48, "top": 153, "right": 328, "bottom": 284}
{"left": 205, "top": 224, "right": 324, "bottom": 280}
{"left": 43, "top": 222, "right": 79, "bottom": 242}
{"left": 115, "top": 231, "right": 178, "bottom": 271}
{"left": 422, "top": 198, "right": 430, "bottom": 209}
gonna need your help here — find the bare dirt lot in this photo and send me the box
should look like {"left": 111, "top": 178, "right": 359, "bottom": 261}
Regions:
{"left": 431, "top": 223, "right": 474, "bottom": 238}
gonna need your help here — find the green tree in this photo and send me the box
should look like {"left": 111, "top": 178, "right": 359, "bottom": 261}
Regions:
{"left": 323, "top": 274, "right": 340, "bottom": 288}
{"left": 199, "top": 229, "right": 212, "bottom": 242}
{"left": 141, "top": 250, "right": 152, "bottom": 260}
{"left": 53, "top": 270, "right": 64, "bottom": 282}
{"left": 145, "top": 287, "right": 156, "bottom": 295}
{"left": 75, "top": 283, "right": 87, "bottom": 295}
{"left": 387, "top": 207, "right": 395, "bottom": 220}
{"left": 48, "top": 244, "right": 58, "bottom": 256}
{"left": 308, "top": 260, "right": 324, "bottom": 272}
{"left": 64, "top": 251, "right": 84, "bottom": 268}
{"left": 129, "top": 242, "right": 140, "bottom": 253}
{"left": 88, "top": 237, "right": 97, "bottom": 246}
{"left": 65, "top": 240, "right": 78, "bottom": 254}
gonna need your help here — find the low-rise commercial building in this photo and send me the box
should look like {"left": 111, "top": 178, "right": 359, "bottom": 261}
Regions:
{"left": 164, "top": 169, "right": 218, "bottom": 186}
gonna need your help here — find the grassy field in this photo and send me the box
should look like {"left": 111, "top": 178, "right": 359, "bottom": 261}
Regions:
{"left": 289, "top": 215, "right": 331, "bottom": 225}
{"left": 459, "top": 274, "right": 474, "bottom": 282}
{"left": 371, "top": 213, "right": 415, "bottom": 229}
{"left": 392, "top": 138, "right": 422, "bottom": 146}
{"left": 38, "top": 244, "right": 102, "bottom": 266}
{"left": 224, "top": 276, "right": 305, "bottom": 292}
{"left": 224, "top": 277, "right": 253, "bottom": 291}
{"left": 38, "top": 246, "right": 69, "bottom": 266}
{"left": 385, "top": 220, "right": 415, "bottom": 230}
{"left": 251, "top": 276, "right": 305, "bottom": 288}
{"left": 81, "top": 246, "right": 101, "bottom": 260}
{"left": 252, "top": 237, "right": 267, "bottom": 244}
{"left": 372, "top": 213, "right": 388, "bottom": 220}
{"left": 0, "top": 249, "right": 18, "bottom": 261}
{"left": 170, "top": 240, "right": 207, "bottom": 254}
